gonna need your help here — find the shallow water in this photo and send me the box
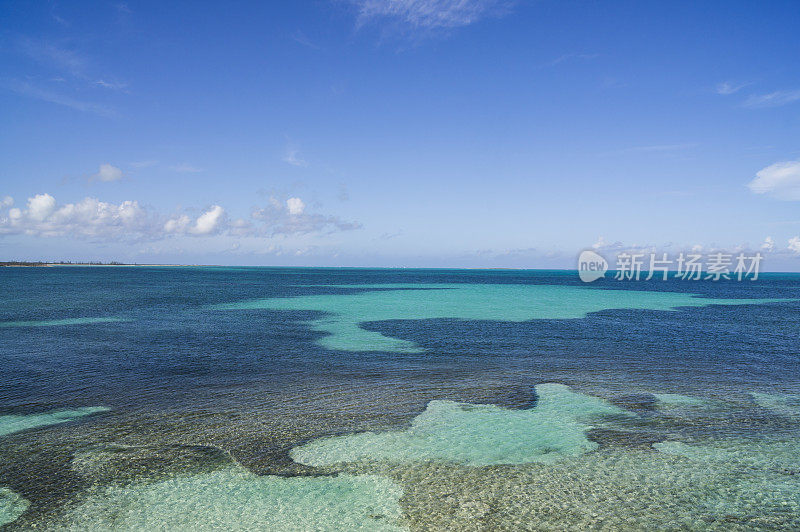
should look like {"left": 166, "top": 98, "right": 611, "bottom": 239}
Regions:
{"left": 0, "top": 267, "right": 799, "bottom": 529}
{"left": 292, "top": 383, "right": 629, "bottom": 467}
{"left": 57, "top": 467, "right": 404, "bottom": 531}
{"left": 0, "top": 407, "right": 109, "bottom": 437}
{"left": 0, "top": 487, "right": 28, "bottom": 527}
{"left": 212, "top": 283, "right": 790, "bottom": 352}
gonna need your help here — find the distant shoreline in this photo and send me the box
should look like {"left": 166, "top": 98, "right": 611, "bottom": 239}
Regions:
{"left": 0, "top": 263, "right": 541, "bottom": 269}
{"left": 0, "top": 262, "right": 573, "bottom": 270}
{"left": 0, "top": 262, "right": 194, "bottom": 267}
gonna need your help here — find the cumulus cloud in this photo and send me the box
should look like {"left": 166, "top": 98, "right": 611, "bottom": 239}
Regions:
{"left": 0, "top": 193, "right": 359, "bottom": 241}
{"left": 590, "top": 236, "right": 627, "bottom": 251}
{"left": 0, "top": 194, "right": 150, "bottom": 239}
{"left": 92, "top": 163, "right": 124, "bottom": 182}
{"left": 27, "top": 193, "right": 57, "bottom": 221}
{"left": 747, "top": 161, "right": 800, "bottom": 200}
{"left": 762, "top": 236, "right": 775, "bottom": 252}
{"left": 252, "top": 196, "right": 361, "bottom": 235}
{"left": 163, "top": 205, "right": 226, "bottom": 236}
{"left": 286, "top": 197, "right": 305, "bottom": 215}
{"left": 789, "top": 237, "right": 800, "bottom": 254}
{"left": 163, "top": 215, "right": 190, "bottom": 234}
{"left": 351, "top": 0, "right": 514, "bottom": 33}
{"left": 191, "top": 205, "right": 225, "bottom": 235}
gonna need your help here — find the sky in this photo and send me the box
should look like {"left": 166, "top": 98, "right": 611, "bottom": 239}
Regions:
{"left": 1, "top": 0, "right": 800, "bottom": 269}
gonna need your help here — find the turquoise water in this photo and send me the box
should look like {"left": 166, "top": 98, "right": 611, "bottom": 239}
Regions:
{"left": 0, "top": 407, "right": 109, "bottom": 437}
{"left": 653, "top": 438, "right": 800, "bottom": 520}
{"left": 750, "top": 392, "right": 800, "bottom": 419}
{"left": 58, "top": 467, "right": 404, "bottom": 531}
{"left": 26, "top": 387, "right": 799, "bottom": 530}
{"left": 0, "top": 408, "right": 109, "bottom": 527}
{"left": 1, "top": 267, "right": 799, "bottom": 529}
{"left": 0, "top": 488, "right": 28, "bottom": 527}
{"left": 653, "top": 393, "right": 716, "bottom": 408}
{"left": 213, "top": 283, "right": 790, "bottom": 352}
{"left": 292, "top": 383, "right": 628, "bottom": 466}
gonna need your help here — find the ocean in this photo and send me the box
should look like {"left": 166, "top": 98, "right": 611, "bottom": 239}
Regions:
{"left": 1, "top": 267, "right": 799, "bottom": 529}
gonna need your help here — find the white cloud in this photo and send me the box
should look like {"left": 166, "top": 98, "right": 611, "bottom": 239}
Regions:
{"left": 169, "top": 164, "right": 203, "bottom": 173}
{"left": 590, "top": 236, "right": 627, "bottom": 252}
{"left": 0, "top": 193, "right": 359, "bottom": 241}
{"left": 18, "top": 39, "right": 86, "bottom": 76}
{"left": 18, "top": 39, "right": 126, "bottom": 91}
{"left": 715, "top": 81, "right": 748, "bottom": 95}
{"left": 94, "top": 79, "right": 128, "bottom": 90}
{"left": 789, "top": 237, "right": 800, "bottom": 254}
{"left": 743, "top": 90, "right": 800, "bottom": 109}
{"left": 229, "top": 218, "right": 253, "bottom": 237}
{"left": 27, "top": 193, "right": 57, "bottom": 221}
{"left": 0, "top": 194, "right": 150, "bottom": 238}
{"left": 292, "top": 30, "right": 321, "bottom": 50}
{"left": 252, "top": 196, "right": 361, "bottom": 235}
{"left": 3, "top": 80, "right": 115, "bottom": 116}
{"left": 93, "top": 163, "right": 124, "bottom": 182}
{"left": 191, "top": 205, "right": 225, "bottom": 235}
{"left": 351, "top": 0, "right": 513, "bottom": 31}
{"left": 286, "top": 197, "right": 305, "bottom": 215}
{"left": 130, "top": 160, "right": 158, "bottom": 168}
{"left": 762, "top": 236, "right": 775, "bottom": 252}
{"left": 163, "top": 215, "right": 190, "bottom": 234}
{"left": 282, "top": 148, "right": 307, "bottom": 167}
{"left": 163, "top": 206, "right": 226, "bottom": 236}
{"left": 11, "top": 38, "right": 125, "bottom": 114}
{"left": 747, "top": 161, "right": 800, "bottom": 200}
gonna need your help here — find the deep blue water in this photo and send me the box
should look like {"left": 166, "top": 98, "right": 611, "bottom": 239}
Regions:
{"left": 2, "top": 267, "right": 798, "bottom": 410}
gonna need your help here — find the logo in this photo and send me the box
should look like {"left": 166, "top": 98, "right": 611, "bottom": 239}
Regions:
{"left": 578, "top": 250, "right": 608, "bottom": 283}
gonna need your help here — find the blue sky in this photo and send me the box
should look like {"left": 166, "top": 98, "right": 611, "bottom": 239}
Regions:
{"left": 1, "top": 0, "right": 800, "bottom": 268}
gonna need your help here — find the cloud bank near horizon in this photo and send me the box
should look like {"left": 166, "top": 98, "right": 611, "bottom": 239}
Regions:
{"left": 0, "top": 193, "right": 360, "bottom": 242}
